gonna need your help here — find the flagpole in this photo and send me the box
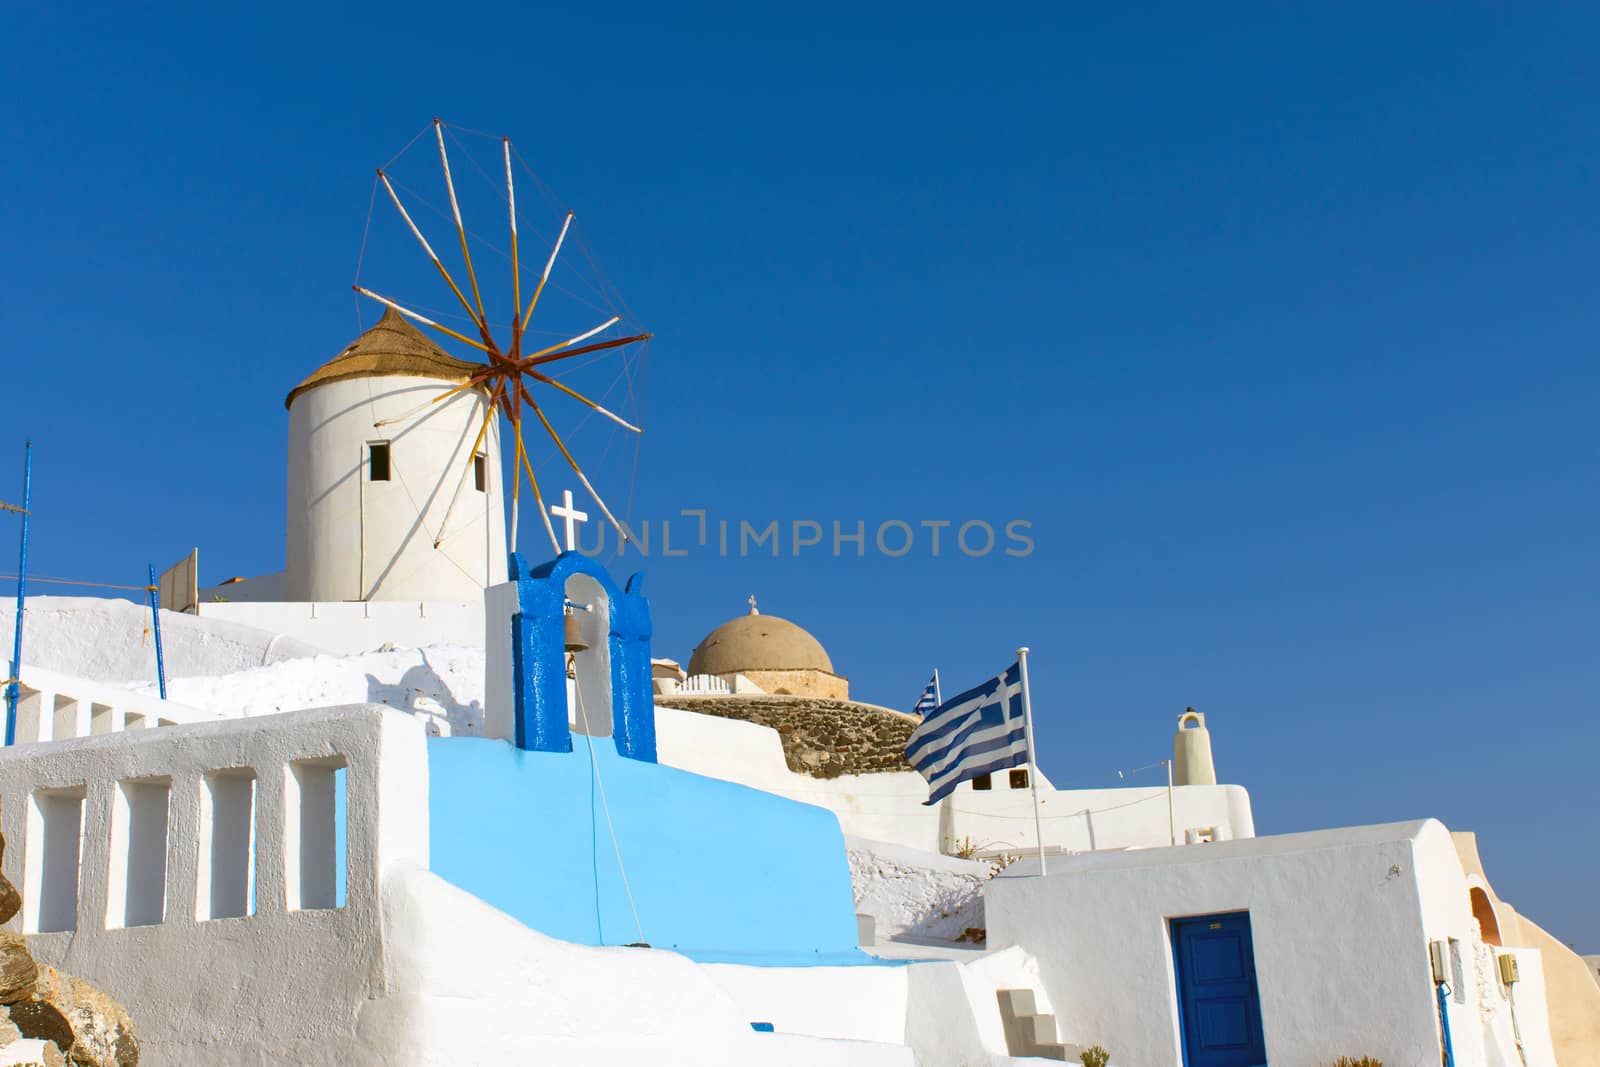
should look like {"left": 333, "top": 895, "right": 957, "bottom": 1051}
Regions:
{"left": 1015, "top": 647, "right": 1046, "bottom": 876}
{"left": 933, "top": 668, "right": 942, "bottom": 707}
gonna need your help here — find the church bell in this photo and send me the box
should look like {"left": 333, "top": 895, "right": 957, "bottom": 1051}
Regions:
{"left": 563, "top": 610, "right": 589, "bottom": 654}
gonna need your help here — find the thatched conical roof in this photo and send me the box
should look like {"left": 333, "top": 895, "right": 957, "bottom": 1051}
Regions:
{"left": 285, "top": 307, "right": 485, "bottom": 409}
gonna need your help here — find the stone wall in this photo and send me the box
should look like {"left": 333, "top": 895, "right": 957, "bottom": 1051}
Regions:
{"left": 660, "top": 696, "right": 916, "bottom": 778}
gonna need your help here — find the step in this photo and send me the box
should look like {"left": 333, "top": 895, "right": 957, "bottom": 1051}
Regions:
{"left": 996, "top": 987, "right": 1072, "bottom": 1060}
{"left": 997, "top": 988, "right": 1037, "bottom": 1017}
{"left": 1026, "top": 1014, "right": 1060, "bottom": 1048}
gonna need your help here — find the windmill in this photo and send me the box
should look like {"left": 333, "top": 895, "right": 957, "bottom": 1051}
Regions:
{"left": 352, "top": 119, "right": 650, "bottom": 557}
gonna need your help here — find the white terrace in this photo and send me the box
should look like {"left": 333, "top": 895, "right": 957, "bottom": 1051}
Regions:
{"left": 0, "top": 704, "right": 992, "bottom": 1065}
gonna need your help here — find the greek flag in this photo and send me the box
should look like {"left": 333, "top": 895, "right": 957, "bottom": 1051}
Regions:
{"left": 911, "top": 673, "right": 940, "bottom": 716}
{"left": 905, "top": 662, "right": 1028, "bottom": 805}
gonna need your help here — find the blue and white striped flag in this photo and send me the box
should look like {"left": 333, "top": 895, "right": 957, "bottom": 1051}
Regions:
{"left": 904, "top": 662, "right": 1028, "bottom": 805}
{"left": 911, "top": 672, "right": 940, "bottom": 716}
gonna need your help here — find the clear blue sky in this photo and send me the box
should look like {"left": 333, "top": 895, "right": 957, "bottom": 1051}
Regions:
{"left": 5, "top": 4, "right": 1597, "bottom": 950}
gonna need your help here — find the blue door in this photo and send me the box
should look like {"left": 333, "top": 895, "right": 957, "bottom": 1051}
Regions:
{"left": 1171, "top": 912, "right": 1268, "bottom": 1067}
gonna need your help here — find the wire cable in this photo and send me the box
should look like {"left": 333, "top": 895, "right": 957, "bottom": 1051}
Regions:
{"left": 573, "top": 667, "right": 646, "bottom": 944}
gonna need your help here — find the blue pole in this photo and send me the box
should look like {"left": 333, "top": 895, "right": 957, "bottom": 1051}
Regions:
{"left": 148, "top": 563, "right": 167, "bottom": 701}
{"left": 1436, "top": 981, "right": 1456, "bottom": 1067}
{"left": 5, "top": 441, "right": 32, "bottom": 746}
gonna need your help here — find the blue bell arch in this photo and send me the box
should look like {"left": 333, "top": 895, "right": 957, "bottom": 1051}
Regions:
{"left": 507, "top": 551, "right": 656, "bottom": 762}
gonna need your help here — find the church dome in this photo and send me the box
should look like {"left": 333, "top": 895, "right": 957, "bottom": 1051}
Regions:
{"left": 285, "top": 307, "right": 484, "bottom": 409}
{"left": 688, "top": 604, "right": 834, "bottom": 677}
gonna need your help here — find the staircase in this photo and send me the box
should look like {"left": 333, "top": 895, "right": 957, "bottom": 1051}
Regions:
{"left": 996, "top": 988, "right": 1078, "bottom": 1062}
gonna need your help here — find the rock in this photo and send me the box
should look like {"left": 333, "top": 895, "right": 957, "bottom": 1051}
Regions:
{"left": 3, "top": 1000, "right": 73, "bottom": 1055}
{"left": 0, "top": 935, "right": 38, "bottom": 1005}
{"left": 0, "top": 838, "right": 19, "bottom": 926}
{"left": 35, "top": 968, "right": 139, "bottom": 1067}
{"left": 0, "top": 1039, "right": 67, "bottom": 1067}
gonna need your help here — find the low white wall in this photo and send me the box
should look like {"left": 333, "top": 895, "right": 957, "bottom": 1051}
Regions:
{"left": 701, "top": 962, "right": 909, "bottom": 1046}
{"left": 7, "top": 663, "right": 224, "bottom": 743}
{"left": 984, "top": 819, "right": 1555, "bottom": 1067}
{"left": 199, "top": 600, "right": 484, "bottom": 656}
{"left": 0, "top": 705, "right": 429, "bottom": 1065}
{"left": 374, "top": 863, "right": 915, "bottom": 1066}
{"left": 702, "top": 949, "right": 1062, "bottom": 1067}
{"left": 654, "top": 706, "right": 1254, "bottom": 856}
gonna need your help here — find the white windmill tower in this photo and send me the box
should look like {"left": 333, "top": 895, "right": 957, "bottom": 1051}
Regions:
{"left": 284, "top": 307, "right": 508, "bottom": 602}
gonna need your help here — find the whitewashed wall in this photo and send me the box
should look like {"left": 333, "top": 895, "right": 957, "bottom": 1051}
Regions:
{"left": 983, "top": 819, "right": 1556, "bottom": 1067}
{"left": 286, "top": 375, "right": 506, "bottom": 603}
{"left": 199, "top": 600, "right": 484, "bottom": 656}
{"left": 0, "top": 596, "right": 322, "bottom": 685}
{"left": 0, "top": 705, "right": 428, "bottom": 1065}
{"left": 378, "top": 866, "right": 917, "bottom": 1066}
{"left": 654, "top": 706, "right": 1254, "bottom": 855}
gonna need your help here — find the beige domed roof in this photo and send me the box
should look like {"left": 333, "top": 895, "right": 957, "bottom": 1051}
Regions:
{"left": 285, "top": 307, "right": 485, "bottom": 409}
{"left": 688, "top": 601, "right": 834, "bottom": 677}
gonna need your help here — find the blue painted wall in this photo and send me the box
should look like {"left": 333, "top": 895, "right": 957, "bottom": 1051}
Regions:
{"left": 428, "top": 736, "right": 877, "bottom": 965}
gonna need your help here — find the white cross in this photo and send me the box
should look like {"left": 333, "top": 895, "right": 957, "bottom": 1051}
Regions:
{"left": 550, "top": 489, "right": 589, "bottom": 552}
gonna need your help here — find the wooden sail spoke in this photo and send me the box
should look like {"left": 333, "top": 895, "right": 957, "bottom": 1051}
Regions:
{"left": 434, "top": 121, "right": 490, "bottom": 336}
{"left": 522, "top": 333, "right": 652, "bottom": 370}
{"left": 528, "top": 370, "right": 642, "bottom": 434}
{"left": 522, "top": 384, "right": 630, "bottom": 542}
{"left": 505, "top": 138, "right": 522, "bottom": 351}
{"left": 426, "top": 366, "right": 501, "bottom": 412}
{"left": 520, "top": 316, "right": 622, "bottom": 364}
{"left": 522, "top": 211, "right": 573, "bottom": 329}
{"left": 377, "top": 170, "right": 486, "bottom": 334}
{"left": 515, "top": 419, "right": 561, "bottom": 552}
{"left": 352, "top": 286, "right": 493, "bottom": 355}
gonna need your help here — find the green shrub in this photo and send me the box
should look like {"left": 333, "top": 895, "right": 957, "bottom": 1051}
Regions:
{"left": 1080, "top": 1045, "right": 1110, "bottom": 1067}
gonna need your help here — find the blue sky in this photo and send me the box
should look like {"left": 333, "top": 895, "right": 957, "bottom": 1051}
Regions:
{"left": 4, "top": 4, "right": 1597, "bottom": 950}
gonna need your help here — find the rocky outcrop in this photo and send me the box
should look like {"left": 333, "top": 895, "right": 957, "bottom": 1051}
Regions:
{"left": 28, "top": 971, "right": 137, "bottom": 1067}
{"left": 660, "top": 695, "right": 917, "bottom": 778}
{"left": 0, "top": 937, "right": 36, "bottom": 1007}
{"left": 0, "top": 823, "right": 138, "bottom": 1067}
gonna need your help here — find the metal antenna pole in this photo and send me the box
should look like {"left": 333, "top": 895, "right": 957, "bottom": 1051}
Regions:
{"left": 5, "top": 442, "right": 32, "bottom": 746}
{"left": 147, "top": 563, "right": 167, "bottom": 701}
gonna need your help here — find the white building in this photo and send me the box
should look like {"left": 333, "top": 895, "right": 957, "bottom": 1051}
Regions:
{"left": 984, "top": 819, "right": 1569, "bottom": 1067}
{"left": 657, "top": 605, "right": 1255, "bottom": 860}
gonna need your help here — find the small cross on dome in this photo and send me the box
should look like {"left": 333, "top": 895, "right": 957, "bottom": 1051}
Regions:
{"left": 747, "top": 594, "right": 759, "bottom": 615}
